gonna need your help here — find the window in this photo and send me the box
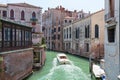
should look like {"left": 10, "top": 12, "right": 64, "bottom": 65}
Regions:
{"left": 4, "top": 27, "right": 11, "bottom": 47}
{"left": 21, "top": 10, "right": 25, "bottom": 20}
{"left": 76, "top": 28, "right": 79, "bottom": 39}
{"left": 25, "top": 31, "right": 29, "bottom": 46}
{"left": 58, "top": 27, "right": 60, "bottom": 32}
{"left": 87, "top": 25, "right": 90, "bottom": 38}
{"left": 10, "top": 9, "right": 14, "bottom": 20}
{"left": 67, "top": 28, "right": 68, "bottom": 39}
{"left": 76, "top": 28, "right": 77, "bottom": 38}
{"left": 12, "top": 28, "right": 15, "bottom": 46}
{"left": 3, "top": 11, "right": 7, "bottom": 17}
{"left": 18, "top": 29, "right": 22, "bottom": 46}
{"left": 58, "top": 34, "right": 60, "bottom": 40}
{"left": 54, "top": 35, "right": 56, "bottom": 40}
{"left": 64, "top": 29, "right": 65, "bottom": 39}
{"left": 79, "top": 15, "right": 82, "bottom": 18}
{"left": 65, "top": 20, "right": 67, "bottom": 23}
{"left": 1, "top": 22, "right": 32, "bottom": 52}
{"left": 85, "top": 43, "right": 89, "bottom": 52}
{"left": 32, "top": 27, "right": 36, "bottom": 32}
{"left": 69, "top": 20, "right": 71, "bottom": 23}
{"left": 16, "top": 29, "right": 19, "bottom": 46}
{"left": 32, "top": 12, "right": 36, "bottom": 18}
{"left": 85, "top": 25, "right": 90, "bottom": 38}
{"left": 54, "top": 28, "right": 56, "bottom": 32}
{"left": 108, "top": 26, "right": 115, "bottom": 42}
{"left": 85, "top": 26, "right": 87, "bottom": 38}
{"left": 69, "top": 27, "right": 71, "bottom": 38}
{"left": 86, "top": 43, "right": 89, "bottom": 52}
{"left": 95, "top": 24, "right": 99, "bottom": 38}
{"left": 22, "top": 30, "right": 24, "bottom": 46}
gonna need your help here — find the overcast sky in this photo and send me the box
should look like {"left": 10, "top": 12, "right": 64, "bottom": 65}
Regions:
{"left": 0, "top": 0, "right": 104, "bottom": 13}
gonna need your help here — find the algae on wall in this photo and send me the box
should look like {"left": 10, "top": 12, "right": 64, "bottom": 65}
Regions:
{"left": 0, "top": 21, "right": 2, "bottom": 48}
{"left": 0, "top": 56, "right": 3, "bottom": 72}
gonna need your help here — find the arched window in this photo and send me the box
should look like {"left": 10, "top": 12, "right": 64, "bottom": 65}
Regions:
{"left": 87, "top": 25, "right": 89, "bottom": 38}
{"left": 75, "top": 28, "right": 79, "bottom": 39}
{"left": 85, "top": 26, "right": 87, "bottom": 38}
{"left": 95, "top": 24, "right": 99, "bottom": 38}
{"left": 85, "top": 25, "right": 90, "bottom": 38}
{"left": 21, "top": 10, "right": 25, "bottom": 20}
{"left": 10, "top": 9, "right": 14, "bottom": 20}
{"left": 67, "top": 28, "right": 68, "bottom": 39}
{"left": 32, "top": 12, "right": 36, "bottom": 18}
{"left": 69, "top": 27, "right": 71, "bottom": 38}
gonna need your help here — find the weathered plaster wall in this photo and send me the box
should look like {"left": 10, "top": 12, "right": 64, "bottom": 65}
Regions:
{"left": 0, "top": 48, "right": 33, "bottom": 80}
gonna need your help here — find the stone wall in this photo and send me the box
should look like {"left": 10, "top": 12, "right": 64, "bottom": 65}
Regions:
{"left": 0, "top": 48, "right": 33, "bottom": 80}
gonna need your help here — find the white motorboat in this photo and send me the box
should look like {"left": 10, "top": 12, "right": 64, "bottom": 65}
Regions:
{"left": 57, "top": 53, "right": 70, "bottom": 64}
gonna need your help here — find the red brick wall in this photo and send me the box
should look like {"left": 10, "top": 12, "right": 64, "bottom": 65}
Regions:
{"left": 0, "top": 48, "right": 33, "bottom": 80}
{"left": 91, "top": 43, "right": 104, "bottom": 59}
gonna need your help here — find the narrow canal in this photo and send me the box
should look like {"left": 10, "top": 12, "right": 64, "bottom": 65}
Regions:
{"left": 27, "top": 51, "right": 91, "bottom": 80}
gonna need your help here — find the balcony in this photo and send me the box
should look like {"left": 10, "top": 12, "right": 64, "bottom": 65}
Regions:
{"left": 105, "top": 11, "right": 116, "bottom": 23}
{"left": 30, "top": 17, "right": 38, "bottom": 25}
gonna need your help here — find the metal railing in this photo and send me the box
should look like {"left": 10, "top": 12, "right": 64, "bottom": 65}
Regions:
{"left": 105, "top": 10, "right": 116, "bottom": 22}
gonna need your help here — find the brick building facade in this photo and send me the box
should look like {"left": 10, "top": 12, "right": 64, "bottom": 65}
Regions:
{"left": 63, "top": 10, "right": 105, "bottom": 59}
{"left": 0, "top": 19, "right": 33, "bottom": 80}
{"left": 42, "top": 6, "right": 78, "bottom": 51}
{"left": 0, "top": 3, "right": 46, "bottom": 79}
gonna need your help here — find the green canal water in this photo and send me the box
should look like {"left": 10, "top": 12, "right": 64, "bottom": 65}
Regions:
{"left": 27, "top": 51, "right": 91, "bottom": 80}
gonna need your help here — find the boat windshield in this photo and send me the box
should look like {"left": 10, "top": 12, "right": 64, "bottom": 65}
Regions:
{"left": 60, "top": 56, "right": 67, "bottom": 59}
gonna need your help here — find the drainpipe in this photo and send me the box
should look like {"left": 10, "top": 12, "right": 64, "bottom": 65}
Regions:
{"left": 118, "top": 0, "right": 120, "bottom": 78}
{"left": 119, "top": 0, "right": 120, "bottom": 76}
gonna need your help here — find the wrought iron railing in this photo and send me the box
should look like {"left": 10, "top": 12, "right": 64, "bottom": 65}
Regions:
{"left": 105, "top": 10, "right": 116, "bottom": 22}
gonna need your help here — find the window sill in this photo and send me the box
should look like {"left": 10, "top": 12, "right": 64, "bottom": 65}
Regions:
{"left": 21, "top": 19, "right": 25, "bottom": 20}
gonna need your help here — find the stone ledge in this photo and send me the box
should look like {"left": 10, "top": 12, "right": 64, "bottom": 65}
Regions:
{"left": 0, "top": 48, "right": 33, "bottom": 54}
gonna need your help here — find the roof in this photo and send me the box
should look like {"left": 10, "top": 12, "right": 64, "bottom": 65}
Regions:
{"left": 0, "top": 4, "right": 7, "bottom": 8}
{"left": 64, "top": 16, "right": 75, "bottom": 19}
{"left": 0, "top": 18, "right": 32, "bottom": 28}
{"left": 7, "top": 3, "right": 42, "bottom": 9}
{"left": 90, "top": 9, "right": 104, "bottom": 16}
{"left": 72, "top": 9, "right": 104, "bottom": 24}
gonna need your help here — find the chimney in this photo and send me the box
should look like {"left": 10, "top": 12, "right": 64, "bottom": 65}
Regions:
{"left": 60, "top": 5, "right": 62, "bottom": 9}
{"left": 48, "top": 7, "right": 50, "bottom": 10}
{"left": 89, "top": 11, "right": 91, "bottom": 14}
{"left": 74, "top": 10, "right": 77, "bottom": 13}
